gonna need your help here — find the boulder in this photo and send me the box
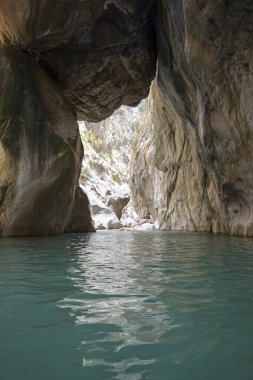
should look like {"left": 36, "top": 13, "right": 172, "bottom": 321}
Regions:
{"left": 107, "top": 196, "right": 130, "bottom": 220}
{"left": 93, "top": 209, "right": 123, "bottom": 230}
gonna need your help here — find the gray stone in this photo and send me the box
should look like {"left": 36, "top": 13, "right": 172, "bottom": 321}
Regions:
{"left": 0, "top": 47, "right": 83, "bottom": 236}
{"left": 0, "top": 0, "right": 157, "bottom": 121}
{"left": 64, "top": 186, "right": 95, "bottom": 233}
{"left": 130, "top": 0, "right": 253, "bottom": 236}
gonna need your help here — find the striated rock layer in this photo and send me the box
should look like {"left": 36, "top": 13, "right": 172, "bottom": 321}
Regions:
{"left": 131, "top": 1, "right": 253, "bottom": 236}
{"left": 0, "top": 1, "right": 156, "bottom": 236}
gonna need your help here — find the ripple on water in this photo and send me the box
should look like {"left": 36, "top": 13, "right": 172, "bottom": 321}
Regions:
{"left": 0, "top": 231, "right": 253, "bottom": 380}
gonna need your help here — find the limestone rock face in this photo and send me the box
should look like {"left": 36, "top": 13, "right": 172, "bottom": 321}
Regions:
{"left": 0, "top": 0, "right": 157, "bottom": 121}
{"left": 0, "top": 47, "right": 87, "bottom": 236}
{"left": 64, "top": 186, "right": 95, "bottom": 233}
{"left": 80, "top": 108, "right": 141, "bottom": 230}
{"left": 0, "top": 1, "right": 157, "bottom": 236}
{"left": 131, "top": 1, "right": 253, "bottom": 236}
{"left": 1, "top": 0, "right": 252, "bottom": 237}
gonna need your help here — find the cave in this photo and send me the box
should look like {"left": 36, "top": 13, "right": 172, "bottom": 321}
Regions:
{"left": 0, "top": 1, "right": 252, "bottom": 237}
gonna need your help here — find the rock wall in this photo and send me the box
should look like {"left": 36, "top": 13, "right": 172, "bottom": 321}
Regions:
{"left": 1, "top": 0, "right": 252, "bottom": 237}
{"left": 0, "top": 0, "right": 156, "bottom": 121}
{"left": 0, "top": 1, "right": 156, "bottom": 236}
{"left": 0, "top": 47, "right": 84, "bottom": 236}
{"left": 131, "top": 1, "right": 253, "bottom": 236}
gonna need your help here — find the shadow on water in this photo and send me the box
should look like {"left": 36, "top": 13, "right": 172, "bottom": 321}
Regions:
{"left": 0, "top": 231, "right": 253, "bottom": 380}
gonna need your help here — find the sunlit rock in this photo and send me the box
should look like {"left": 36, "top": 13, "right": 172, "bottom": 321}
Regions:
{"left": 131, "top": 0, "right": 253, "bottom": 236}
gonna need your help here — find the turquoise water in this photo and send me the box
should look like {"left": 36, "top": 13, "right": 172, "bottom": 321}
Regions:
{"left": 0, "top": 231, "right": 253, "bottom": 380}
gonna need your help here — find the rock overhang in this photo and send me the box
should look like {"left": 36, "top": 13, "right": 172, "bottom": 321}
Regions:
{"left": 0, "top": 0, "right": 157, "bottom": 122}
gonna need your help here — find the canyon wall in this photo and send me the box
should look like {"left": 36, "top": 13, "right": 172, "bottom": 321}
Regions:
{"left": 0, "top": 1, "right": 156, "bottom": 236}
{"left": 0, "top": 46, "right": 90, "bottom": 236}
{"left": 131, "top": 0, "right": 253, "bottom": 236}
{"left": 0, "top": 0, "right": 252, "bottom": 236}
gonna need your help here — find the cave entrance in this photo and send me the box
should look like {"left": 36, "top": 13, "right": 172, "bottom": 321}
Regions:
{"left": 78, "top": 100, "right": 153, "bottom": 231}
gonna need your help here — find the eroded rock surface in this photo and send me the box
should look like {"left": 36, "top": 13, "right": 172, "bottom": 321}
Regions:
{"left": 1, "top": 0, "right": 252, "bottom": 237}
{"left": 0, "top": 47, "right": 86, "bottom": 236}
{"left": 0, "top": 1, "right": 156, "bottom": 236}
{"left": 0, "top": 0, "right": 156, "bottom": 121}
{"left": 79, "top": 109, "right": 139, "bottom": 230}
{"left": 131, "top": 1, "right": 253, "bottom": 236}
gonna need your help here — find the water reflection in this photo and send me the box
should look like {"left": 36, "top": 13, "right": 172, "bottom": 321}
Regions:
{"left": 1, "top": 231, "right": 253, "bottom": 380}
{"left": 59, "top": 233, "right": 176, "bottom": 377}
{"left": 57, "top": 231, "right": 253, "bottom": 379}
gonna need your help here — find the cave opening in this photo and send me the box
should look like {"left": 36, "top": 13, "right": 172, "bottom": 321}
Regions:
{"left": 78, "top": 99, "right": 154, "bottom": 231}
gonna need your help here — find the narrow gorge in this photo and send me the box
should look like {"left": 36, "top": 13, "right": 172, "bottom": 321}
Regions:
{"left": 0, "top": 0, "right": 252, "bottom": 236}
{"left": 1, "top": 3, "right": 253, "bottom": 380}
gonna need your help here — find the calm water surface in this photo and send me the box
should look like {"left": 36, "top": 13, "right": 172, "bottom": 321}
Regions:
{"left": 0, "top": 231, "right": 253, "bottom": 380}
